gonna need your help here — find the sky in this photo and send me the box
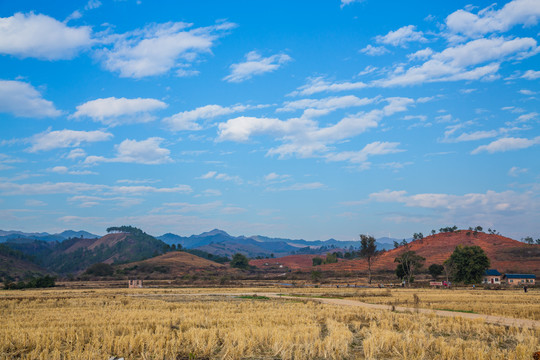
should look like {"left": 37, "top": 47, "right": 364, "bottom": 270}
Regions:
{"left": 0, "top": 0, "right": 539, "bottom": 241}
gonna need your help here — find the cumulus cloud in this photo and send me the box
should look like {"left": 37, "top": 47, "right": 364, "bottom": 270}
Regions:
{"left": 471, "top": 136, "right": 540, "bottom": 154}
{"left": 446, "top": 0, "right": 540, "bottom": 39}
{"left": 163, "top": 103, "right": 266, "bottom": 131}
{"left": 28, "top": 129, "right": 113, "bottom": 152}
{"left": 223, "top": 51, "right": 291, "bottom": 83}
{"left": 72, "top": 97, "right": 167, "bottom": 126}
{"left": 0, "top": 80, "right": 61, "bottom": 118}
{"left": 289, "top": 77, "right": 367, "bottom": 96}
{"left": 85, "top": 137, "right": 172, "bottom": 164}
{"left": 375, "top": 25, "right": 427, "bottom": 47}
{"left": 340, "top": 0, "right": 363, "bottom": 8}
{"left": 0, "top": 12, "right": 93, "bottom": 60}
{"left": 376, "top": 36, "right": 538, "bottom": 87}
{"left": 97, "top": 21, "right": 235, "bottom": 78}
{"left": 218, "top": 97, "right": 414, "bottom": 160}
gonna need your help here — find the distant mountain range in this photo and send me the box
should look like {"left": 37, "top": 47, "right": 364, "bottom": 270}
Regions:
{"left": 0, "top": 230, "right": 100, "bottom": 243}
{"left": 157, "top": 229, "right": 396, "bottom": 258}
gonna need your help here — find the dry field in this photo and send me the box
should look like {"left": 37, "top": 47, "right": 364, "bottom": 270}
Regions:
{"left": 0, "top": 287, "right": 539, "bottom": 359}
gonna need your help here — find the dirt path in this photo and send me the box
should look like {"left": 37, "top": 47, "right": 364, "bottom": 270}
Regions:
{"left": 130, "top": 292, "right": 539, "bottom": 329}
{"left": 261, "top": 293, "right": 540, "bottom": 329}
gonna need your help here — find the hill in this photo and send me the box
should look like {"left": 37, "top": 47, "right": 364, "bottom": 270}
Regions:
{"left": 320, "top": 231, "right": 540, "bottom": 274}
{"left": 117, "top": 251, "right": 225, "bottom": 278}
{"left": 4, "top": 227, "right": 169, "bottom": 275}
{"left": 0, "top": 244, "right": 49, "bottom": 281}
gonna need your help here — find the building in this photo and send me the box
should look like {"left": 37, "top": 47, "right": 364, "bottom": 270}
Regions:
{"left": 482, "top": 269, "right": 502, "bottom": 284}
{"left": 128, "top": 279, "right": 143, "bottom": 288}
{"left": 504, "top": 274, "right": 536, "bottom": 286}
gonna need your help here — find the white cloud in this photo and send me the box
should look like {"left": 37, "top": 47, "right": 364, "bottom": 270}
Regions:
{"left": 221, "top": 206, "right": 247, "bottom": 214}
{"left": 48, "top": 165, "right": 97, "bottom": 175}
{"left": 66, "top": 148, "right": 87, "bottom": 160}
{"left": 360, "top": 44, "right": 389, "bottom": 56}
{"left": 278, "top": 95, "right": 375, "bottom": 118}
{"left": 375, "top": 25, "right": 427, "bottom": 47}
{"left": 264, "top": 172, "right": 290, "bottom": 182}
{"left": 407, "top": 48, "right": 434, "bottom": 60}
{"left": 518, "top": 89, "right": 536, "bottom": 95}
{"left": 156, "top": 201, "right": 222, "bottom": 214}
{"left": 97, "top": 21, "right": 235, "bottom": 78}
{"left": 0, "top": 12, "right": 93, "bottom": 60}
{"left": 376, "top": 36, "right": 538, "bottom": 87}
{"left": 85, "top": 0, "right": 102, "bottom": 10}
{"left": 0, "top": 80, "right": 61, "bottom": 118}
{"left": 28, "top": 129, "right": 113, "bottom": 152}
{"left": 267, "top": 182, "right": 325, "bottom": 191}
{"left": 85, "top": 137, "right": 172, "bottom": 165}
{"left": 340, "top": 0, "right": 363, "bottom": 8}
{"left": 197, "top": 171, "right": 242, "bottom": 184}
{"left": 471, "top": 136, "right": 540, "bottom": 154}
{"left": 0, "top": 181, "right": 191, "bottom": 196}
{"left": 326, "top": 141, "right": 404, "bottom": 163}
{"left": 163, "top": 103, "right": 266, "bottom": 131}
{"left": 223, "top": 51, "right": 291, "bottom": 83}
{"left": 289, "top": 76, "right": 367, "bottom": 96}
{"left": 446, "top": 0, "right": 540, "bottom": 39}
{"left": 515, "top": 112, "right": 538, "bottom": 122}
{"left": 72, "top": 97, "right": 167, "bottom": 126}
{"left": 508, "top": 166, "right": 528, "bottom": 177}
{"left": 219, "top": 97, "right": 414, "bottom": 159}
{"left": 521, "top": 70, "right": 540, "bottom": 80}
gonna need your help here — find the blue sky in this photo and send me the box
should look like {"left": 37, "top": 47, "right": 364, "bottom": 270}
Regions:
{"left": 0, "top": 0, "right": 539, "bottom": 241}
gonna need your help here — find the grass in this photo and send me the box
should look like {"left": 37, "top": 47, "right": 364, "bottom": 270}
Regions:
{"left": 435, "top": 308, "right": 477, "bottom": 314}
{"left": 236, "top": 295, "right": 270, "bottom": 300}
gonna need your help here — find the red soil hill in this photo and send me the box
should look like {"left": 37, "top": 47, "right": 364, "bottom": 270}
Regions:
{"left": 252, "top": 232, "right": 540, "bottom": 274}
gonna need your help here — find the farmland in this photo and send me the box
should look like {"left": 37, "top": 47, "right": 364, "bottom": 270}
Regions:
{"left": 1, "top": 287, "right": 539, "bottom": 359}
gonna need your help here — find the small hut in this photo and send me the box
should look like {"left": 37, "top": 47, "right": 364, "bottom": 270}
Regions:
{"left": 128, "top": 279, "right": 143, "bottom": 288}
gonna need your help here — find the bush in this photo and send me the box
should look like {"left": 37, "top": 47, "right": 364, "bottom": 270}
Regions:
{"left": 85, "top": 263, "right": 114, "bottom": 276}
{"left": 3, "top": 275, "right": 55, "bottom": 290}
{"left": 312, "top": 257, "right": 323, "bottom": 266}
{"left": 230, "top": 253, "right": 250, "bottom": 269}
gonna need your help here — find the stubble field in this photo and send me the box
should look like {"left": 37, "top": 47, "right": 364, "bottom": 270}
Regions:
{"left": 0, "top": 287, "right": 538, "bottom": 359}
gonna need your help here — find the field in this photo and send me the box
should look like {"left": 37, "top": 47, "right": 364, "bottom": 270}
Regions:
{"left": 1, "top": 287, "right": 539, "bottom": 359}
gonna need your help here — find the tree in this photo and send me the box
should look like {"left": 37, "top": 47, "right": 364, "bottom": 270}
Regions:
{"left": 428, "top": 264, "right": 444, "bottom": 279}
{"left": 359, "top": 234, "right": 377, "bottom": 284}
{"left": 393, "top": 241, "right": 400, "bottom": 249}
{"left": 523, "top": 236, "right": 534, "bottom": 245}
{"left": 324, "top": 253, "right": 338, "bottom": 264}
{"left": 444, "top": 245, "right": 490, "bottom": 284}
{"left": 394, "top": 250, "right": 425, "bottom": 285}
{"left": 230, "top": 253, "right": 250, "bottom": 269}
{"left": 412, "top": 232, "right": 424, "bottom": 240}
{"left": 312, "top": 257, "right": 323, "bottom": 266}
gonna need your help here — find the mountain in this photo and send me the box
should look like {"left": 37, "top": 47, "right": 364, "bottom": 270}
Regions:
{"left": 4, "top": 227, "right": 168, "bottom": 274}
{"left": 157, "top": 229, "right": 393, "bottom": 258}
{"left": 0, "top": 229, "right": 100, "bottom": 243}
{"left": 319, "top": 231, "right": 540, "bottom": 274}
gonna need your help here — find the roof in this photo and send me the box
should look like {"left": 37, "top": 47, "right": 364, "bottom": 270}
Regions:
{"left": 484, "top": 269, "right": 501, "bottom": 276}
{"left": 505, "top": 274, "right": 536, "bottom": 279}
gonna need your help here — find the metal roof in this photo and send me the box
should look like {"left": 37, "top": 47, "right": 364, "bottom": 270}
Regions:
{"left": 484, "top": 269, "right": 501, "bottom": 276}
{"left": 504, "top": 274, "right": 536, "bottom": 279}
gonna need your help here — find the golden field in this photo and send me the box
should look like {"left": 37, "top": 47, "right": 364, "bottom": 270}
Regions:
{"left": 0, "top": 287, "right": 539, "bottom": 359}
